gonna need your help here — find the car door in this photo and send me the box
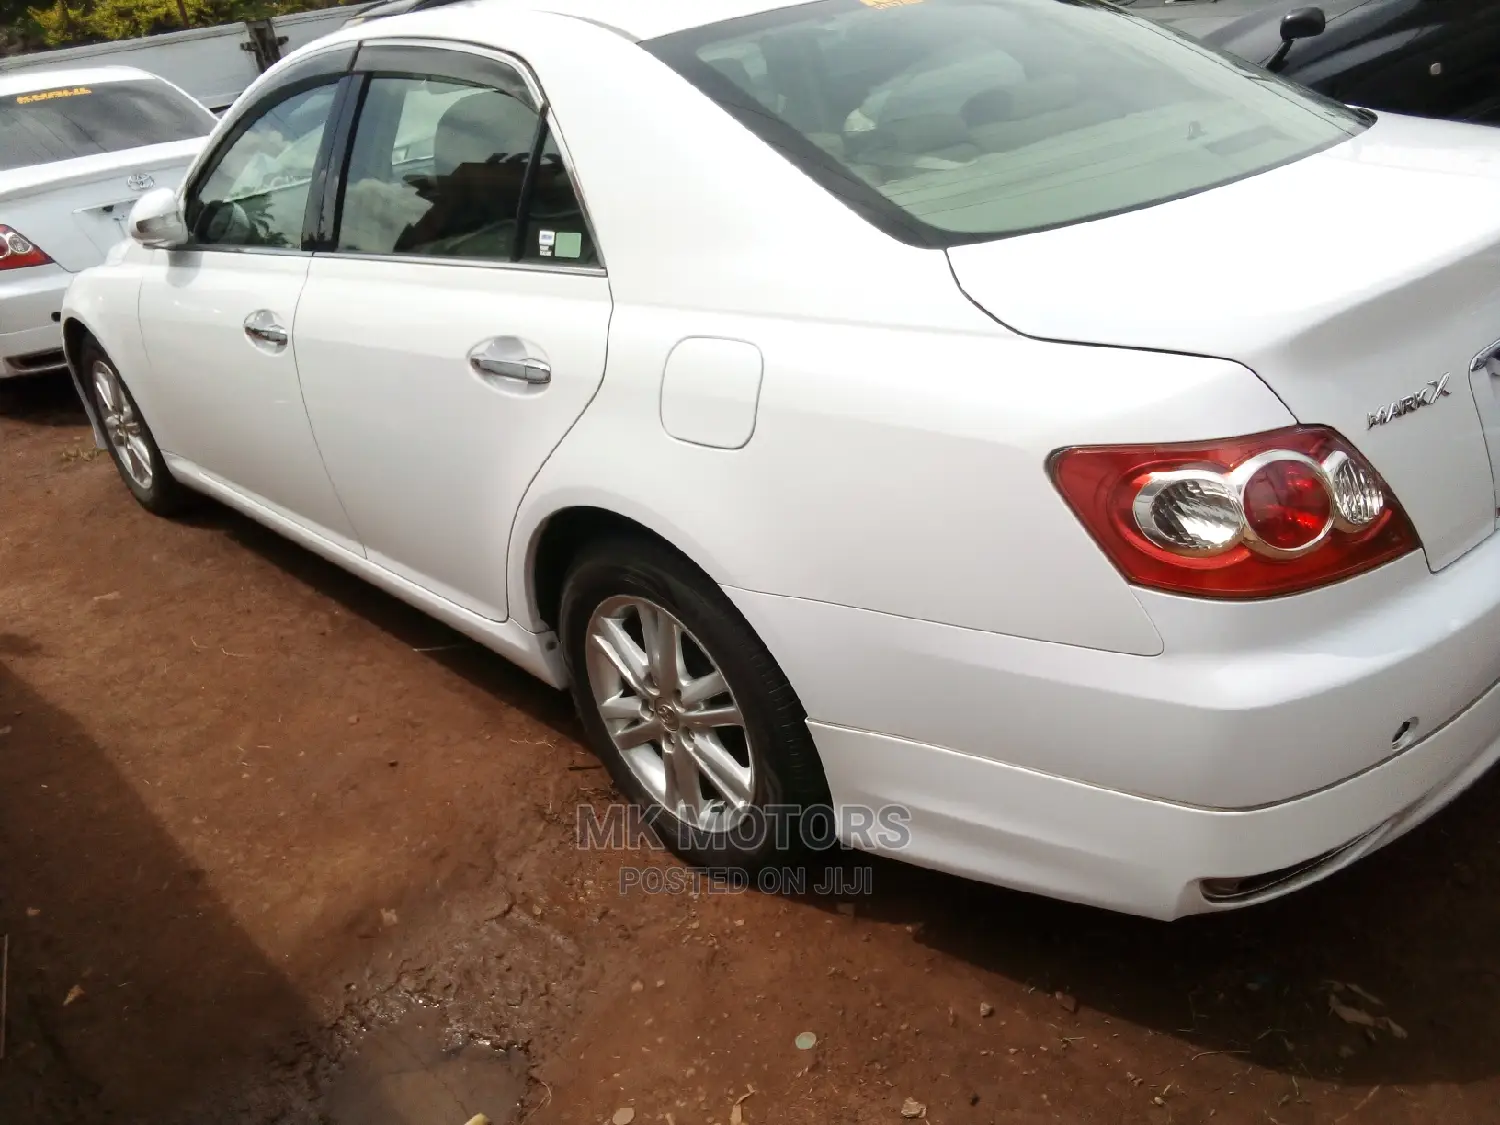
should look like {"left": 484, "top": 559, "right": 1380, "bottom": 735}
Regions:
{"left": 292, "top": 44, "right": 611, "bottom": 620}
{"left": 135, "top": 48, "right": 363, "bottom": 552}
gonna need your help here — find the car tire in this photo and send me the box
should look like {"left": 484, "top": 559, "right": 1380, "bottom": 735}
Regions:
{"left": 560, "top": 535, "right": 830, "bottom": 870}
{"left": 80, "top": 337, "right": 192, "bottom": 517}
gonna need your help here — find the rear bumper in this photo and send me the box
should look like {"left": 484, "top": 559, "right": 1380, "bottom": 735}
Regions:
{"left": 730, "top": 536, "right": 1500, "bottom": 810}
{"left": 0, "top": 263, "right": 71, "bottom": 377}
{"left": 727, "top": 532, "right": 1500, "bottom": 916}
{"left": 806, "top": 675, "right": 1500, "bottom": 919}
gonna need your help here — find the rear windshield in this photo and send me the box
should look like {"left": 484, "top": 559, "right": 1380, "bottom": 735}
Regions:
{"left": 645, "top": 0, "right": 1367, "bottom": 246}
{"left": 0, "top": 79, "right": 215, "bottom": 172}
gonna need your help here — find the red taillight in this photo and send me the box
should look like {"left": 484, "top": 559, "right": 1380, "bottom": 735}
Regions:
{"left": 0, "top": 225, "right": 52, "bottom": 270}
{"left": 1050, "top": 426, "right": 1420, "bottom": 598}
{"left": 1240, "top": 454, "right": 1331, "bottom": 553}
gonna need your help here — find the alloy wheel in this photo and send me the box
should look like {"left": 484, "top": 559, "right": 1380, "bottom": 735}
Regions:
{"left": 584, "top": 595, "right": 755, "bottom": 833}
{"left": 92, "top": 358, "right": 153, "bottom": 490}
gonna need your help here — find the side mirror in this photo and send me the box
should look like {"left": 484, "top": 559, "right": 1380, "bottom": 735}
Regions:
{"left": 128, "top": 186, "right": 190, "bottom": 249}
{"left": 1267, "top": 5, "right": 1326, "bottom": 71}
{"left": 1281, "top": 6, "right": 1327, "bottom": 41}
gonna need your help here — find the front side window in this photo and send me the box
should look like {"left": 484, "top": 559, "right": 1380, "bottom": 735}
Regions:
{"left": 646, "top": 0, "right": 1367, "bottom": 245}
{"left": 0, "top": 78, "right": 216, "bottom": 172}
{"left": 187, "top": 82, "right": 339, "bottom": 250}
{"left": 335, "top": 69, "right": 597, "bottom": 265}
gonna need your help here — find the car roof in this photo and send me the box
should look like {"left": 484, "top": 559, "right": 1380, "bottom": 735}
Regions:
{"left": 0, "top": 65, "right": 163, "bottom": 99}
{"left": 375, "top": 0, "right": 818, "bottom": 42}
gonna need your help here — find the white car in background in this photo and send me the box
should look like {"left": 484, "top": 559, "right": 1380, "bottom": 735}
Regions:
{"left": 0, "top": 66, "right": 215, "bottom": 379}
{"left": 56, "top": 0, "right": 1500, "bottom": 919}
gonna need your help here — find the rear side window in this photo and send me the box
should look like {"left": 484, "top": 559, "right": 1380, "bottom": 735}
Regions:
{"left": 645, "top": 0, "right": 1366, "bottom": 246}
{"left": 0, "top": 79, "right": 215, "bottom": 171}
{"left": 334, "top": 69, "right": 598, "bottom": 265}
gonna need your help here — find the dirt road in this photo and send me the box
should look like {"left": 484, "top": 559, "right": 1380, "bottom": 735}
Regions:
{"left": 2, "top": 375, "right": 1498, "bottom": 1125}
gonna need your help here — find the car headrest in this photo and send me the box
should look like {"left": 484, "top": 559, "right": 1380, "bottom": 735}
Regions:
{"left": 433, "top": 88, "right": 537, "bottom": 177}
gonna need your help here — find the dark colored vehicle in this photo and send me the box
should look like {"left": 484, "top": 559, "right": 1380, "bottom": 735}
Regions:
{"left": 1120, "top": 0, "right": 1500, "bottom": 122}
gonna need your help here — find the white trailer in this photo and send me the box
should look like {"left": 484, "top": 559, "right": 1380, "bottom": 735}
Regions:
{"left": 0, "top": 5, "right": 374, "bottom": 113}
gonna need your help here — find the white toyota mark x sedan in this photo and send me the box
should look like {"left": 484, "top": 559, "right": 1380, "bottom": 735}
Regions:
{"left": 60, "top": 0, "right": 1500, "bottom": 919}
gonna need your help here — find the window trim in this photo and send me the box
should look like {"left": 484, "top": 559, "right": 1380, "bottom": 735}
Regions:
{"left": 311, "top": 72, "right": 369, "bottom": 252}
{"left": 351, "top": 40, "right": 539, "bottom": 107}
{"left": 178, "top": 42, "right": 358, "bottom": 256}
{"left": 534, "top": 107, "right": 605, "bottom": 271}
{"left": 316, "top": 36, "right": 607, "bottom": 274}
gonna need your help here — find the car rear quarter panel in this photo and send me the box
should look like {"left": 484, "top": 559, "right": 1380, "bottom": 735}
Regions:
{"left": 497, "top": 14, "right": 1298, "bottom": 655}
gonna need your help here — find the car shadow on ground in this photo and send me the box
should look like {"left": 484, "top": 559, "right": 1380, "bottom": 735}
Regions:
{"left": 172, "top": 498, "right": 582, "bottom": 747}
{"left": 800, "top": 767, "right": 1500, "bottom": 1090}
{"left": 0, "top": 658, "right": 402, "bottom": 1124}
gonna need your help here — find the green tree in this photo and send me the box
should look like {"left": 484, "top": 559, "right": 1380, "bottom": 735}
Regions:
{"left": 30, "top": 0, "right": 209, "bottom": 45}
{"left": 14, "top": 0, "right": 342, "bottom": 49}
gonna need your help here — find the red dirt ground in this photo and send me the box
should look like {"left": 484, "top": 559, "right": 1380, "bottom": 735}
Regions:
{"left": 2, "top": 375, "right": 1499, "bottom": 1125}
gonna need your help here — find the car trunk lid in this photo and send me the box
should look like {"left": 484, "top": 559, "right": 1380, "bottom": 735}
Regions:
{"left": 0, "top": 138, "right": 204, "bottom": 272}
{"left": 947, "top": 114, "right": 1500, "bottom": 570}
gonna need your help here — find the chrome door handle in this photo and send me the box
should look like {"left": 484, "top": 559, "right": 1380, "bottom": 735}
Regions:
{"left": 468, "top": 336, "right": 551, "bottom": 385}
{"left": 244, "top": 310, "right": 289, "bottom": 349}
{"left": 247, "top": 324, "right": 288, "bottom": 346}
{"left": 473, "top": 355, "right": 551, "bottom": 384}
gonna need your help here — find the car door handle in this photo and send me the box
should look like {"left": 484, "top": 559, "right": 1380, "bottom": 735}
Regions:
{"left": 244, "top": 310, "right": 289, "bottom": 350}
{"left": 468, "top": 337, "right": 551, "bottom": 385}
{"left": 247, "top": 324, "right": 288, "bottom": 346}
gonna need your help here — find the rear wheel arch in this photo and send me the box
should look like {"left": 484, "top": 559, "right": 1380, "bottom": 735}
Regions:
{"left": 528, "top": 506, "right": 716, "bottom": 633}
{"left": 557, "top": 532, "right": 832, "bottom": 866}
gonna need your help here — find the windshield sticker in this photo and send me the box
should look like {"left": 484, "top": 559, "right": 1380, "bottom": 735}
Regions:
{"left": 538, "top": 229, "right": 555, "bottom": 258}
{"left": 16, "top": 86, "right": 92, "bottom": 105}
{"left": 553, "top": 231, "right": 582, "bottom": 259}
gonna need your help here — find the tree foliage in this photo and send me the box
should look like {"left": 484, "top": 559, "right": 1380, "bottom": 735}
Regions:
{"left": 5, "top": 0, "right": 342, "bottom": 51}
{"left": 30, "top": 0, "right": 211, "bottom": 46}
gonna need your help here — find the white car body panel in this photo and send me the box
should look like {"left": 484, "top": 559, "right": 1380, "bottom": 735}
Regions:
{"left": 0, "top": 261, "right": 73, "bottom": 376}
{"left": 729, "top": 538, "right": 1500, "bottom": 812}
{"left": 511, "top": 306, "right": 1298, "bottom": 655}
{"left": 57, "top": 0, "right": 1500, "bottom": 918}
{"left": 58, "top": 238, "right": 149, "bottom": 431}
{"left": 293, "top": 257, "right": 612, "bottom": 621}
{"left": 0, "top": 67, "right": 210, "bottom": 377}
{"left": 806, "top": 665, "right": 1500, "bottom": 918}
{"left": 135, "top": 252, "right": 361, "bottom": 553}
